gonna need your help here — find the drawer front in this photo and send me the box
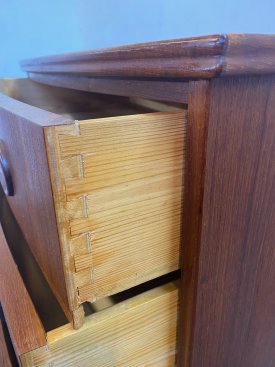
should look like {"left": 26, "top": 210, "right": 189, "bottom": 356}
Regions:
{"left": 45, "top": 111, "right": 186, "bottom": 311}
{"left": 20, "top": 281, "right": 179, "bottom": 367}
{"left": 0, "top": 89, "right": 70, "bottom": 320}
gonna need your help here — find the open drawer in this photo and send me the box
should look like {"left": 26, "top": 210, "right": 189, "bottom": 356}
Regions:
{"left": 0, "top": 79, "right": 186, "bottom": 327}
{"left": 0, "top": 217, "right": 179, "bottom": 367}
{"left": 21, "top": 281, "right": 179, "bottom": 367}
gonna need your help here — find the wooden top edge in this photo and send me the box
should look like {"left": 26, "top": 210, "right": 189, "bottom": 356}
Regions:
{"left": 21, "top": 34, "right": 275, "bottom": 79}
{"left": 21, "top": 34, "right": 227, "bottom": 78}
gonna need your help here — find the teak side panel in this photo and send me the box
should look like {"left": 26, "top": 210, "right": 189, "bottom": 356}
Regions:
{"left": 45, "top": 111, "right": 186, "bottom": 316}
{"left": 0, "top": 93, "right": 71, "bottom": 320}
{"left": 186, "top": 76, "right": 275, "bottom": 367}
{"left": 20, "top": 282, "right": 179, "bottom": 367}
{"left": 0, "top": 224, "right": 46, "bottom": 356}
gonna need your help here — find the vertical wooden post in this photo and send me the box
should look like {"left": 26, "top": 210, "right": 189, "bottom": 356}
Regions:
{"left": 179, "top": 80, "right": 210, "bottom": 366}
{"left": 179, "top": 75, "right": 275, "bottom": 366}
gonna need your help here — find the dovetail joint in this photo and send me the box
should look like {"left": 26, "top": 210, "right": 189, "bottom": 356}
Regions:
{"left": 78, "top": 154, "right": 85, "bottom": 178}
{"left": 74, "top": 120, "right": 81, "bottom": 135}
{"left": 83, "top": 195, "right": 89, "bottom": 217}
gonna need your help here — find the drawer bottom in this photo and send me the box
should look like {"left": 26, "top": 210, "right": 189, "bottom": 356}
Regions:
{"left": 20, "top": 280, "right": 179, "bottom": 367}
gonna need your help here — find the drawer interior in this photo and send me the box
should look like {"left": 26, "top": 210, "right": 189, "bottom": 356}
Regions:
{"left": 0, "top": 78, "right": 181, "bottom": 118}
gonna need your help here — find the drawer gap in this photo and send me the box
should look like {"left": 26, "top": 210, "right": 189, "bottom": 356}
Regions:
{"left": 83, "top": 270, "right": 180, "bottom": 317}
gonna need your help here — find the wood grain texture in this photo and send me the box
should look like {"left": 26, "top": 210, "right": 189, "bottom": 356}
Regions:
{"left": 22, "top": 34, "right": 226, "bottom": 78}
{"left": 45, "top": 111, "right": 186, "bottom": 311}
{"left": 22, "top": 34, "right": 275, "bottom": 87}
{"left": 27, "top": 73, "right": 189, "bottom": 104}
{"left": 0, "top": 224, "right": 46, "bottom": 356}
{"left": 224, "top": 34, "right": 275, "bottom": 76}
{"left": 0, "top": 78, "right": 140, "bottom": 115}
{"left": 20, "top": 282, "right": 179, "bottom": 367}
{"left": 0, "top": 321, "right": 13, "bottom": 367}
{"left": 181, "top": 75, "right": 275, "bottom": 367}
{"left": 178, "top": 80, "right": 210, "bottom": 367}
{"left": 0, "top": 92, "right": 72, "bottom": 320}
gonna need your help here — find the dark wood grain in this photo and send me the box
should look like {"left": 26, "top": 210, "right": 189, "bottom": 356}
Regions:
{"left": 27, "top": 73, "right": 189, "bottom": 103}
{"left": 178, "top": 80, "right": 210, "bottom": 367}
{"left": 21, "top": 34, "right": 226, "bottom": 78}
{"left": 0, "top": 93, "right": 72, "bottom": 320}
{"left": 0, "top": 224, "right": 46, "bottom": 356}
{"left": 180, "top": 75, "right": 275, "bottom": 367}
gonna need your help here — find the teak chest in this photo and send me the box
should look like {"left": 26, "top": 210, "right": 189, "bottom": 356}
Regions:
{"left": 0, "top": 34, "right": 275, "bottom": 367}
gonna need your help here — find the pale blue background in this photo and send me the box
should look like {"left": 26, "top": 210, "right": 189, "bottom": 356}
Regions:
{"left": 1, "top": 0, "right": 275, "bottom": 77}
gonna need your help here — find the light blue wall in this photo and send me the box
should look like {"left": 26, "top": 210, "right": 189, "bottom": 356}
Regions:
{"left": 1, "top": 0, "right": 275, "bottom": 77}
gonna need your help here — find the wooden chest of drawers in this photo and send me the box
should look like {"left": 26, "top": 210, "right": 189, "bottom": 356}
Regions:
{"left": 1, "top": 33, "right": 275, "bottom": 367}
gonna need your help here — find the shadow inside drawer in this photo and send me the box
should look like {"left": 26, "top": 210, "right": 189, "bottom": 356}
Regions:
{"left": 0, "top": 304, "right": 19, "bottom": 366}
{"left": 0, "top": 186, "right": 67, "bottom": 331}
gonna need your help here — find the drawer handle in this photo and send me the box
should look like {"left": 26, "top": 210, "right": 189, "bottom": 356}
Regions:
{"left": 0, "top": 141, "right": 14, "bottom": 196}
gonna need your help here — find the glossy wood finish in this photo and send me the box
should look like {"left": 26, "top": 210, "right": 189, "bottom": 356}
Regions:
{"left": 22, "top": 34, "right": 275, "bottom": 87}
{"left": 179, "top": 75, "right": 275, "bottom": 367}
{"left": 0, "top": 224, "right": 46, "bottom": 356}
{"left": 22, "top": 34, "right": 226, "bottom": 78}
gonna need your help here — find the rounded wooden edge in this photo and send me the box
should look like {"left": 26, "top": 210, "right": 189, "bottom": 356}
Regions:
{"left": 21, "top": 34, "right": 227, "bottom": 79}
{"left": 21, "top": 34, "right": 275, "bottom": 79}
